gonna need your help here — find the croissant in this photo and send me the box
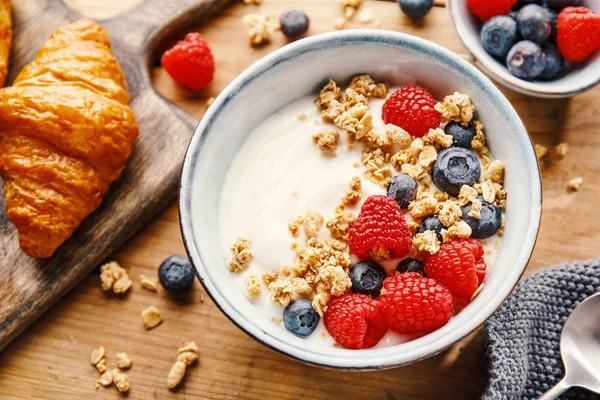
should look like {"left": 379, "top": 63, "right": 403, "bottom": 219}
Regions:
{"left": 0, "top": 20, "right": 139, "bottom": 258}
{"left": 0, "top": 0, "right": 11, "bottom": 87}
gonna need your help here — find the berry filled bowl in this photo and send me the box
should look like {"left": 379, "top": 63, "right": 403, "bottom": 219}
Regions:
{"left": 448, "top": 0, "right": 600, "bottom": 98}
{"left": 179, "top": 30, "right": 542, "bottom": 369}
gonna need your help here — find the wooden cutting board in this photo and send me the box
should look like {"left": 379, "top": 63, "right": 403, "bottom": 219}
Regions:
{"left": 0, "top": 0, "right": 237, "bottom": 350}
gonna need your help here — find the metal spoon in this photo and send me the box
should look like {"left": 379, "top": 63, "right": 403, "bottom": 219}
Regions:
{"left": 539, "top": 292, "right": 600, "bottom": 399}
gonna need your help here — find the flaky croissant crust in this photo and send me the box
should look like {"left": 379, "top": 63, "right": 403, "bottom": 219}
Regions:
{"left": 0, "top": 20, "right": 139, "bottom": 258}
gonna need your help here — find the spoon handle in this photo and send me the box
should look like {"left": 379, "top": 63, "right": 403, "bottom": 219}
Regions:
{"left": 538, "top": 378, "right": 571, "bottom": 400}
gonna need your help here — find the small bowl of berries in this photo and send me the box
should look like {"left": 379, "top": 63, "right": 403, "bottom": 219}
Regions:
{"left": 448, "top": 0, "right": 600, "bottom": 97}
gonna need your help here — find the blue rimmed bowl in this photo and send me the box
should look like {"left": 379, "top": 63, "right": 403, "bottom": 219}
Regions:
{"left": 179, "top": 30, "right": 542, "bottom": 370}
{"left": 447, "top": 0, "right": 600, "bottom": 98}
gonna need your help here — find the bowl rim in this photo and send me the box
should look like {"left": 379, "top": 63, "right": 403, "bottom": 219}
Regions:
{"left": 446, "top": 0, "right": 600, "bottom": 98}
{"left": 179, "top": 29, "right": 542, "bottom": 370}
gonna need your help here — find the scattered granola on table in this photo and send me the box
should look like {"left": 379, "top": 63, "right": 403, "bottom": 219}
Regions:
{"left": 243, "top": 13, "right": 278, "bottom": 46}
{"left": 140, "top": 275, "right": 158, "bottom": 291}
{"left": 555, "top": 142, "right": 569, "bottom": 158}
{"left": 116, "top": 352, "right": 133, "bottom": 369}
{"left": 534, "top": 143, "right": 548, "bottom": 159}
{"left": 167, "top": 342, "right": 199, "bottom": 389}
{"left": 567, "top": 177, "right": 583, "bottom": 192}
{"left": 141, "top": 306, "right": 163, "bottom": 329}
{"left": 100, "top": 262, "right": 132, "bottom": 294}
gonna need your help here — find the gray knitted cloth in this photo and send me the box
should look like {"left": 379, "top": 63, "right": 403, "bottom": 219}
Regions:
{"left": 483, "top": 260, "right": 600, "bottom": 400}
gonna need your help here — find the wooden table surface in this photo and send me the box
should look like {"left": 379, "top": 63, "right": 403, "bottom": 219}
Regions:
{"left": 1, "top": 0, "right": 599, "bottom": 399}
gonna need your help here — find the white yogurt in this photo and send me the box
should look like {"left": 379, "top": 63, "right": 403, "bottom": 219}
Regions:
{"left": 219, "top": 90, "right": 501, "bottom": 348}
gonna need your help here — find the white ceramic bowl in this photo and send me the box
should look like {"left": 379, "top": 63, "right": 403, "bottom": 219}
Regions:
{"left": 179, "top": 30, "right": 542, "bottom": 370}
{"left": 448, "top": 0, "right": 600, "bottom": 98}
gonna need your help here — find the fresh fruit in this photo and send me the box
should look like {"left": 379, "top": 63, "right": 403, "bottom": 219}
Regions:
{"left": 280, "top": 9, "right": 310, "bottom": 39}
{"left": 158, "top": 255, "right": 195, "bottom": 292}
{"left": 444, "top": 121, "right": 476, "bottom": 148}
{"left": 398, "top": 0, "right": 434, "bottom": 20}
{"left": 432, "top": 148, "right": 481, "bottom": 196}
{"left": 379, "top": 273, "right": 453, "bottom": 334}
{"left": 161, "top": 33, "right": 215, "bottom": 91}
{"left": 396, "top": 258, "right": 426, "bottom": 276}
{"left": 481, "top": 16, "right": 519, "bottom": 58}
{"left": 381, "top": 85, "right": 440, "bottom": 137}
{"left": 506, "top": 40, "right": 547, "bottom": 79}
{"left": 424, "top": 239, "right": 486, "bottom": 298}
{"left": 467, "top": 0, "right": 517, "bottom": 21}
{"left": 323, "top": 294, "right": 388, "bottom": 349}
{"left": 349, "top": 260, "right": 387, "bottom": 298}
{"left": 417, "top": 215, "right": 444, "bottom": 241}
{"left": 283, "top": 299, "right": 320, "bottom": 336}
{"left": 349, "top": 195, "right": 412, "bottom": 260}
{"left": 557, "top": 7, "right": 600, "bottom": 62}
{"left": 517, "top": 5, "right": 552, "bottom": 44}
{"left": 387, "top": 173, "right": 418, "bottom": 209}
{"left": 461, "top": 197, "right": 502, "bottom": 239}
{"left": 547, "top": 8, "right": 558, "bottom": 41}
{"left": 539, "top": 46, "right": 564, "bottom": 79}
{"left": 546, "top": 0, "right": 582, "bottom": 11}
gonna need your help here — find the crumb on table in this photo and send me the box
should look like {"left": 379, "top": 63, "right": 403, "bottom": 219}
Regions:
{"left": 567, "top": 177, "right": 583, "bottom": 192}
{"left": 141, "top": 306, "right": 163, "bottom": 330}
{"left": 100, "top": 261, "right": 132, "bottom": 294}
{"left": 140, "top": 275, "right": 158, "bottom": 292}
{"left": 555, "top": 142, "right": 569, "bottom": 158}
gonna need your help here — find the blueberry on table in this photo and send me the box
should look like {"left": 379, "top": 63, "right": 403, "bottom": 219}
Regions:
{"left": 280, "top": 10, "right": 310, "bottom": 39}
{"left": 349, "top": 260, "right": 387, "bottom": 298}
{"left": 397, "top": 0, "right": 434, "bottom": 21}
{"left": 517, "top": 5, "right": 551, "bottom": 44}
{"left": 432, "top": 148, "right": 481, "bottom": 196}
{"left": 158, "top": 255, "right": 195, "bottom": 292}
{"left": 283, "top": 299, "right": 320, "bottom": 336}
{"left": 444, "top": 121, "right": 476, "bottom": 149}
{"left": 507, "top": 40, "right": 546, "bottom": 79}
{"left": 417, "top": 215, "right": 444, "bottom": 241}
{"left": 480, "top": 16, "right": 518, "bottom": 58}
{"left": 387, "top": 173, "right": 418, "bottom": 209}
{"left": 539, "top": 46, "right": 563, "bottom": 80}
{"left": 461, "top": 196, "right": 502, "bottom": 239}
{"left": 396, "top": 258, "right": 426, "bottom": 276}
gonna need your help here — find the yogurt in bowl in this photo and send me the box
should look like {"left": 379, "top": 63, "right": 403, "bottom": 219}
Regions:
{"left": 179, "top": 30, "right": 541, "bottom": 369}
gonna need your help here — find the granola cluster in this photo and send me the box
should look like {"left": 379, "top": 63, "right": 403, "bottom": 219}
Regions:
{"left": 229, "top": 237, "right": 253, "bottom": 273}
{"left": 243, "top": 13, "right": 278, "bottom": 46}
{"left": 167, "top": 342, "right": 199, "bottom": 389}
{"left": 141, "top": 306, "right": 163, "bottom": 330}
{"left": 434, "top": 92, "right": 476, "bottom": 126}
{"left": 100, "top": 262, "right": 132, "bottom": 294}
{"left": 91, "top": 346, "right": 131, "bottom": 393}
{"left": 342, "top": 176, "right": 362, "bottom": 206}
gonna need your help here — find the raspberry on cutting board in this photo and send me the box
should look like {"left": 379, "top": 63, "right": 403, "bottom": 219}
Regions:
{"left": 348, "top": 195, "right": 412, "bottom": 261}
{"left": 467, "top": 0, "right": 517, "bottom": 21}
{"left": 323, "top": 294, "right": 388, "bottom": 349}
{"left": 424, "top": 239, "right": 486, "bottom": 299}
{"left": 379, "top": 273, "right": 453, "bottom": 334}
{"left": 557, "top": 7, "right": 600, "bottom": 62}
{"left": 381, "top": 85, "right": 440, "bottom": 138}
{"left": 161, "top": 32, "right": 215, "bottom": 91}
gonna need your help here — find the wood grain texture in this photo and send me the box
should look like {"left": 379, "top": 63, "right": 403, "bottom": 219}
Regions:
{"left": 0, "top": 0, "right": 599, "bottom": 399}
{"left": 0, "top": 0, "right": 236, "bottom": 350}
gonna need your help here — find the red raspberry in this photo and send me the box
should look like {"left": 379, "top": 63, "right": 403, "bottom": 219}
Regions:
{"left": 381, "top": 86, "right": 440, "bottom": 138}
{"left": 161, "top": 33, "right": 215, "bottom": 91}
{"left": 379, "top": 273, "right": 453, "bottom": 334}
{"left": 424, "top": 239, "right": 486, "bottom": 299}
{"left": 467, "top": 0, "right": 516, "bottom": 21}
{"left": 557, "top": 7, "right": 600, "bottom": 62}
{"left": 323, "top": 294, "right": 388, "bottom": 349}
{"left": 348, "top": 195, "right": 412, "bottom": 260}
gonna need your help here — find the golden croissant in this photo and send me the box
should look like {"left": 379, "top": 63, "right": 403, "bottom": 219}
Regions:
{"left": 0, "top": 0, "right": 11, "bottom": 87}
{"left": 0, "top": 20, "right": 139, "bottom": 258}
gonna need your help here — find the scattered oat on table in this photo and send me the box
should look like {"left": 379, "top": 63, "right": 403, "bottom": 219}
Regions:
{"left": 95, "top": 370, "right": 113, "bottom": 389}
{"left": 332, "top": 17, "right": 348, "bottom": 30}
{"left": 167, "top": 342, "right": 200, "bottom": 389}
{"left": 90, "top": 346, "right": 105, "bottom": 367}
{"left": 357, "top": 7, "right": 374, "bottom": 23}
{"left": 567, "top": 177, "right": 583, "bottom": 192}
{"left": 140, "top": 275, "right": 158, "bottom": 292}
{"left": 100, "top": 261, "right": 132, "bottom": 294}
{"left": 534, "top": 144, "right": 548, "bottom": 159}
{"left": 112, "top": 369, "right": 130, "bottom": 393}
{"left": 206, "top": 96, "right": 215, "bottom": 107}
{"left": 116, "top": 352, "right": 133, "bottom": 369}
{"left": 555, "top": 142, "right": 569, "bottom": 158}
{"left": 243, "top": 13, "right": 278, "bottom": 46}
{"left": 141, "top": 306, "right": 163, "bottom": 329}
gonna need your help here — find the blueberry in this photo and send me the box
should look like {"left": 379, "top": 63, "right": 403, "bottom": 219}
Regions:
{"left": 158, "top": 255, "right": 195, "bottom": 292}
{"left": 349, "top": 260, "right": 387, "bottom": 298}
{"left": 396, "top": 258, "right": 426, "bottom": 276}
{"left": 461, "top": 197, "right": 502, "bottom": 239}
{"left": 517, "top": 5, "right": 551, "bottom": 44}
{"left": 539, "top": 46, "right": 563, "bottom": 80}
{"left": 387, "top": 173, "right": 418, "bottom": 208}
{"left": 481, "top": 16, "right": 518, "bottom": 59}
{"left": 280, "top": 10, "right": 309, "bottom": 39}
{"left": 432, "top": 148, "right": 481, "bottom": 196}
{"left": 398, "top": 0, "right": 434, "bottom": 20}
{"left": 510, "top": 10, "right": 519, "bottom": 21}
{"left": 283, "top": 299, "right": 320, "bottom": 337}
{"left": 444, "top": 121, "right": 476, "bottom": 149}
{"left": 514, "top": 0, "right": 542, "bottom": 10}
{"left": 545, "top": 0, "right": 581, "bottom": 11}
{"left": 507, "top": 40, "right": 546, "bottom": 79}
{"left": 417, "top": 215, "right": 444, "bottom": 241}
{"left": 546, "top": 8, "right": 558, "bottom": 42}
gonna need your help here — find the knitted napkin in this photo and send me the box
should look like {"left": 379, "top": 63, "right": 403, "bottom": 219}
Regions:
{"left": 483, "top": 260, "right": 600, "bottom": 400}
